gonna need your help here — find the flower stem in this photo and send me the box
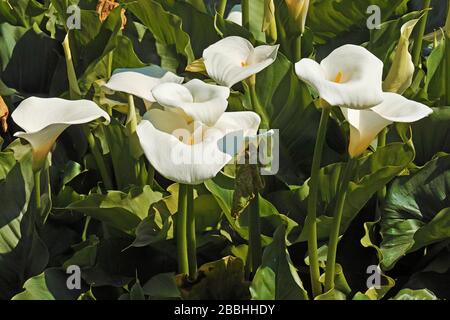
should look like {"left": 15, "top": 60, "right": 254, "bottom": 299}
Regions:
{"left": 107, "top": 51, "right": 113, "bottom": 79}
{"left": 249, "top": 194, "right": 262, "bottom": 273}
{"left": 376, "top": 128, "right": 388, "bottom": 204}
{"left": 186, "top": 185, "right": 197, "bottom": 280}
{"left": 177, "top": 184, "right": 190, "bottom": 275}
{"left": 305, "top": 106, "right": 330, "bottom": 297}
{"left": 445, "top": 0, "right": 450, "bottom": 105}
{"left": 294, "top": 34, "right": 302, "bottom": 62}
{"left": 248, "top": 77, "right": 270, "bottom": 129}
{"left": 83, "top": 126, "right": 114, "bottom": 190}
{"left": 34, "top": 170, "right": 41, "bottom": 210}
{"left": 218, "top": 0, "right": 227, "bottom": 16}
{"left": 242, "top": 0, "right": 250, "bottom": 30}
{"left": 127, "top": 94, "right": 138, "bottom": 134}
{"left": 324, "top": 157, "right": 356, "bottom": 292}
{"left": 412, "top": 0, "right": 431, "bottom": 67}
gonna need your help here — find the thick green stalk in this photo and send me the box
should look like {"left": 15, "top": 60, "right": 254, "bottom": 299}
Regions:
{"left": 324, "top": 157, "right": 356, "bottom": 292}
{"left": 445, "top": 0, "right": 450, "bottom": 105}
{"left": 186, "top": 185, "right": 197, "bottom": 280}
{"left": 177, "top": 184, "right": 189, "bottom": 275}
{"left": 376, "top": 128, "right": 388, "bottom": 203}
{"left": 218, "top": 0, "right": 227, "bottom": 16}
{"left": 248, "top": 78, "right": 269, "bottom": 129}
{"left": 249, "top": 195, "right": 262, "bottom": 273}
{"left": 242, "top": 0, "right": 250, "bottom": 30}
{"left": 305, "top": 106, "right": 330, "bottom": 297}
{"left": 107, "top": 51, "right": 113, "bottom": 79}
{"left": 412, "top": 0, "right": 432, "bottom": 67}
{"left": 294, "top": 34, "right": 302, "bottom": 62}
{"left": 34, "top": 170, "right": 41, "bottom": 210}
{"left": 127, "top": 94, "right": 138, "bottom": 134}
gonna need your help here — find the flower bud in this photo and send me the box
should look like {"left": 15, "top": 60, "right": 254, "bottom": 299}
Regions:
{"left": 262, "top": 0, "right": 278, "bottom": 43}
{"left": 383, "top": 19, "right": 419, "bottom": 94}
{"left": 284, "top": 0, "right": 310, "bottom": 34}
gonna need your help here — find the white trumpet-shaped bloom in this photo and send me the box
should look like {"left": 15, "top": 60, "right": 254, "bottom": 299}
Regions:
{"left": 341, "top": 93, "right": 433, "bottom": 157}
{"left": 12, "top": 97, "right": 110, "bottom": 170}
{"left": 203, "top": 36, "right": 279, "bottom": 87}
{"left": 152, "top": 79, "right": 230, "bottom": 126}
{"left": 295, "top": 44, "right": 384, "bottom": 109}
{"left": 103, "top": 68, "right": 184, "bottom": 103}
{"left": 137, "top": 108, "right": 260, "bottom": 185}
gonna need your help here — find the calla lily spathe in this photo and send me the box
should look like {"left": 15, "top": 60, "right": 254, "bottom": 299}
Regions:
{"left": 203, "top": 36, "right": 279, "bottom": 87}
{"left": 152, "top": 79, "right": 230, "bottom": 126}
{"left": 137, "top": 108, "right": 260, "bottom": 185}
{"left": 341, "top": 93, "right": 432, "bottom": 157}
{"left": 295, "top": 44, "right": 384, "bottom": 109}
{"left": 104, "top": 68, "right": 184, "bottom": 103}
{"left": 12, "top": 97, "right": 110, "bottom": 170}
{"left": 226, "top": 6, "right": 242, "bottom": 26}
{"left": 383, "top": 19, "right": 419, "bottom": 94}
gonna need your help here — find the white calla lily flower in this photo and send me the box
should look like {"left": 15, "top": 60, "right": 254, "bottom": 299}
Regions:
{"left": 295, "top": 44, "right": 384, "bottom": 109}
{"left": 104, "top": 68, "right": 184, "bottom": 103}
{"left": 137, "top": 108, "right": 260, "bottom": 185}
{"left": 152, "top": 79, "right": 230, "bottom": 126}
{"left": 12, "top": 97, "right": 110, "bottom": 170}
{"left": 203, "top": 36, "right": 279, "bottom": 87}
{"left": 341, "top": 92, "right": 433, "bottom": 157}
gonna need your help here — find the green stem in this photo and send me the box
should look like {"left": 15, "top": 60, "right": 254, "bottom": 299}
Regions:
{"left": 34, "top": 170, "right": 41, "bottom": 210}
{"left": 83, "top": 126, "right": 114, "bottom": 190}
{"left": 324, "top": 157, "right": 356, "bottom": 292}
{"left": 177, "top": 184, "right": 189, "bottom": 275}
{"left": 249, "top": 194, "right": 262, "bottom": 273}
{"left": 186, "top": 185, "right": 197, "bottom": 280}
{"left": 445, "top": 1, "right": 450, "bottom": 105}
{"left": 107, "top": 51, "right": 113, "bottom": 79}
{"left": 412, "top": 0, "right": 431, "bottom": 67}
{"left": 294, "top": 34, "right": 302, "bottom": 62}
{"left": 305, "top": 106, "right": 330, "bottom": 297}
{"left": 248, "top": 78, "right": 269, "bottom": 129}
{"left": 242, "top": 0, "right": 250, "bottom": 30}
{"left": 377, "top": 128, "right": 387, "bottom": 202}
{"left": 218, "top": 0, "right": 227, "bottom": 16}
{"left": 127, "top": 94, "right": 137, "bottom": 134}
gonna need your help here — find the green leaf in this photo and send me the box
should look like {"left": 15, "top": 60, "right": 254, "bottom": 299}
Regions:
{"left": 205, "top": 172, "right": 297, "bottom": 245}
{"left": 12, "top": 268, "right": 87, "bottom": 300}
{"left": 380, "top": 154, "right": 450, "bottom": 270}
{"left": 65, "top": 185, "right": 163, "bottom": 233}
{"left": 124, "top": 0, "right": 195, "bottom": 72}
{"left": 0, "top": 149, "right": 49, "bottom": 299}
{"left": 250, "top": 225, "right": 309, "bottom": 300}
{"left": 143, "top": 272, "right": 181, "bottom": 299}
{"left": 307, "top": 0, "right": 409, "bottom": 44}
{"left": 292, "top": 142, "right": 414, "bottom": 242}
{"left": 178, "top": 256, "right": 250, "bottom": 300}
{"left": 411, "top": 107, "right": 450, "bottom": 165}
{"left": 390, "top": 288, "right": 438, "bottom": 300}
